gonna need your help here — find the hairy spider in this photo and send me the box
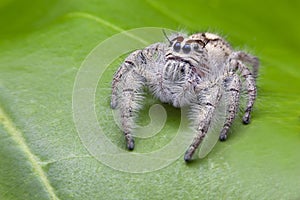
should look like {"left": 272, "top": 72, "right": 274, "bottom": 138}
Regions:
{"left": 110, "top": 32, "right": 259, "bottom": 162}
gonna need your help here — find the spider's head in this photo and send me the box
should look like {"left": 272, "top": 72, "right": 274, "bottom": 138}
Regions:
{"left": 170, "top": 36, "right": 207, "bottom": 52}
{"left": 166, "top": 35, "right": 208, "bottom": 67}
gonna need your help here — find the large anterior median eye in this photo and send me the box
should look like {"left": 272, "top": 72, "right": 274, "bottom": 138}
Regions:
{"left": 182, "top": 44, "right": 191, "bottom": 53}
{"left": 173, "top": 42, "right": 181, "bottom": 52}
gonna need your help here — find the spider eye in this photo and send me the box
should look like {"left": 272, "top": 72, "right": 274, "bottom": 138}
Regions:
{"left": 193, "top": 44, "right": 203, "bottom": 52}
{"left": 193, "top": 44, "right": 199, "bottom": 51}
{"left": 173, "top": 42, "right": 181, "bottom": 52}
{"left": 182, "top": 44, "right": 191, "bottom": 53}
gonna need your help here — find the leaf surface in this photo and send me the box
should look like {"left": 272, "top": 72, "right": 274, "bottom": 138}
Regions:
{"left": 0, "top": 0, "right": 299, "bottom": 199}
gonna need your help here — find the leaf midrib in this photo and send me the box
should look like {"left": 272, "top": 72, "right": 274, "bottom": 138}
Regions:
{"left": 63, "top": 12, "right": 149, "bottom": 45}
{"left": 0, "top": 106, "right": 59, "bottom": 200}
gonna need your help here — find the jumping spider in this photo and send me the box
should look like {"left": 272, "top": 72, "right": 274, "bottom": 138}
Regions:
{"left": 111, "top": 32, "right": 259, "bottom": 162}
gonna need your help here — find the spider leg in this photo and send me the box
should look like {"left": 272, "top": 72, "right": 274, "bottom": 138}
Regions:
{"left": 111, "top": 49, "right": 147, "bottom": 150}
{"left": 229, "top": 55, "right": 257, "bottom": 124}
{"left": 184, "top": 85, "right": 221, "bottom": 162}
{"left": 111, "top": 43, "right": 165, "bottom": 150}
{"left": 232, "top": 51, "right": 260, "bottom": 79}
{"left": 111, "top": 43, "right": 165, "bottom": 109}
{"left": 111, "top": 50, "right": 142, "bottom": 109}
{"left": 219, "top": 73, "right": 241, "bottom": 141}
{"left": 111, "top": 66, "right": 128, "bottom": 109}
{"left": 117, "top": 70, "right": 145, "bottom": 150}
{"left": 240, "top": 63, "right": 257, "bottom": 124}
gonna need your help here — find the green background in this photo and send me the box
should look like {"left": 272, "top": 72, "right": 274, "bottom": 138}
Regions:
{"left": 0, "top": 0, "right": 299, "bottom": 199}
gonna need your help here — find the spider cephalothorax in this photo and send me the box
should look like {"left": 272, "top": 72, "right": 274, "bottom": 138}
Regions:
{"left": 111, "top": 32, "right": 259, "bottom": 162}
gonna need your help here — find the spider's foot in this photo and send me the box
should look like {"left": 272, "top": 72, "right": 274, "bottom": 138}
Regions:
{"left": 219, "top": 133, "right": 227, "bottom": 141}
{"left": 184, "top": 147, "right": 195, "bottom": 162}
{"left": 219, "top": 127, "right": 229, "bottom": 141}
{"left": 242, "top": 112, "right": 251, "bottom": 124}
{"left": 125, "top": 133, "right": 135, "bottom": 150}
{"left": 110, "top": 100, "right": 118, "bottom": 109}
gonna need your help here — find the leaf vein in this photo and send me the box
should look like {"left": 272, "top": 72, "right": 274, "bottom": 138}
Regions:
{"left": 63, "top": 11, "right": 149, "bottom": 45}
{"left": 0, "top": 107, "right": 60, "bottom": 200}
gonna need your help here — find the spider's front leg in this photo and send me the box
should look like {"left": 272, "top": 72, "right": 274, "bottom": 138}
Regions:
{"left": 111, "top": 50, "right": 142, "bottom": 109}
{"left": 117, "top": 71, "right": 146, "bottom": 150}
{"left": 111, "top": 43, "right": 164, "bottom": 150}
{"left": 111, "top": 50, "right": 148, "bottom": 150}
{"left": 184, "top": 84, "right": 222, "bottom": 162}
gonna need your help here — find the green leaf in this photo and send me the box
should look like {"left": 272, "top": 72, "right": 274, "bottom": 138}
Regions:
{"left": 0, "top": 0, "right": 299, "bottom": 199}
